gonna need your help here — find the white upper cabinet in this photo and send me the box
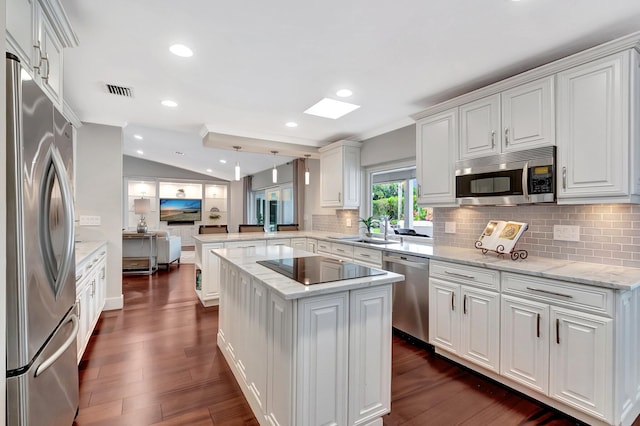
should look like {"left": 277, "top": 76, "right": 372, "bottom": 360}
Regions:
{"left": 6, "top": 0, "right": 78, "bottom": 107}
{"left": 416, "top": 108, "right": 458, "bottom": 206}
{"left": 459, "top": 77, "right": 555, "bottom": 160}
{"left": 557, "top": 50, "right": 640, "bottom": 203}
{"left": 319, "top": 140, "right": 361, "bottom": 209}
{"left": 460, "top": 94, "right": 501, "bottom": 158}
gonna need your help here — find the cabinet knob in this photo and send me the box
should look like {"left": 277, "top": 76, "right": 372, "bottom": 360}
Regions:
{"left": 504, "top": 128, "right": 509, "bottom": 146}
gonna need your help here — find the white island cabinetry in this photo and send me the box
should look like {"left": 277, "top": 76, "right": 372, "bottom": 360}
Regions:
{"left": 216, "top": 246, "right": 399, "bottom": 426}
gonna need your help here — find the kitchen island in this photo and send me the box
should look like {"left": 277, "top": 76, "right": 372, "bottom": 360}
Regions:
{"left": 213, "top": 245, "right": 403, "bottom": 426}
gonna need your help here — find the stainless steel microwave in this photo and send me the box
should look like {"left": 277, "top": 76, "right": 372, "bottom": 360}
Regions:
{"left": 455, "top": 146, "right": 555, "bottom": 205}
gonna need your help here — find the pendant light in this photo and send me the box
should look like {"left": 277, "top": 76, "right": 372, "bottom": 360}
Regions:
{"left": 271, "top": 151, "right": 278, "bottom": 183}
{"left": 304, "top": 154, "right": 311, "bottom": 185}
{"left": 233, "top": 146, "right": 241, "bottom": 181}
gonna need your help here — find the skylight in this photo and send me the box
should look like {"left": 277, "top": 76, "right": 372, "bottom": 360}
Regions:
{"left": 304, "top": 98, "right": 360, "bottom": 119}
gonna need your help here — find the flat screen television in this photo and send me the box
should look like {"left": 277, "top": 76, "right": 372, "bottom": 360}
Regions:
{"left": 159, "top": 198, "right": 202, "bottom": 222}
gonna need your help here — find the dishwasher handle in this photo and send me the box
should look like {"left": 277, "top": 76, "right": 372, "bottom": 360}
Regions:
{"left": 383, "top": 255, "right": 429, "bottom": 270}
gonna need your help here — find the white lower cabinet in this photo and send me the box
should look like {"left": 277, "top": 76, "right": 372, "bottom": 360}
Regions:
{"left": 289, "top": 238, "right": 307, "bottom": 250}
{"left": 306, "top": 238, "right": 317, "bottom": 253}
{"left": 429, "top": 262, "right": 640, "bottom": 426}
{"left": 75, "top": 244, "right": 108, "bottom": 362}
{"left": 218, "top": 260, "right": 392, "bottom": 426}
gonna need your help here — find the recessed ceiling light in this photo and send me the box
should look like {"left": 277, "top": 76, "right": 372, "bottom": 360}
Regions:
{"left": 304, "top": 98, "right": 360, "bottom": 119}
{"left": 136, "top": 150, "right": 144, "bottom": 155}
{"left": 161, "top": 100, "right": 178, "bottom": 107}
{"left": 285, "top": 122, "right": 298, "bottom": 128}
{"left": 336, "top": 89, "right": 352, "bottom": 98}
{"left": 175, "top": 151, "right": 184, "bottom": 156}
{"left": 219, "top": 159, "right": 227, "bottom": 164}
{"left": 206, "top": 168, "right": 213, "bottom": 173}
{"left": 169, "top": 44, "right": 194, "bottom": 57}
{"left": 133, "top": 134, "right": 143, "bottom": 140}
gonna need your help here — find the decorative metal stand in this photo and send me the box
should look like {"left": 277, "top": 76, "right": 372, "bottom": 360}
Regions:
{"left": 475, "top": 240, "right": 528, "bottom": 260}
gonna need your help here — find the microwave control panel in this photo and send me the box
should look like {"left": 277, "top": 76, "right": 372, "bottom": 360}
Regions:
{"left": 529, "top": 166, "right": 554, "bottom": 194}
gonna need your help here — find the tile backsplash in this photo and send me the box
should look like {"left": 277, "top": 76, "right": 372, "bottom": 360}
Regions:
{"left": 312, "top": 210, "right": 359, "bottom": 235}
{"left": 433, "top": 204, "right": 640, "bottom": 268}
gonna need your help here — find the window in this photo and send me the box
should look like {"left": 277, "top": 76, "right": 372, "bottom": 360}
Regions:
{"left": 369, "top": 166, "right": 432, "bottom": 234}
{"left": 247, "top": 184, "right": 294, "bottom": 231}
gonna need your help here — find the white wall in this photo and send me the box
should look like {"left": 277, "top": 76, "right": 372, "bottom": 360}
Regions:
{"left": 251, "top": 162, "right": 293, "bottom": 190}
{"left": 123, "top": 155, "right": 220, "bottom": 181}
{"left": 360, "top": 124, "right": 415, "bottom": 167}
{"left": 75, "top": 123, "right": 124, "bottom": 310}
{"left": 1, "top": 0, "right": 8, "bottom": 421}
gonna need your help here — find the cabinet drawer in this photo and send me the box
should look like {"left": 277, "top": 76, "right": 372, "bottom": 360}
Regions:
{"left": 430, "top": 260, "right": 500, "bottom": 290}
{"left": 502, "top": 272, "right": 614, "bottom": 316}
{"left": 225, "top": 240, "right": 267, "bottom": 249}
{"left": 267, "top": 239, "right": 291, "bottom": 247}
{"left": 317, "top": 240, "right": 331, "bottom": 254}
{"left": 353, "top": 246, "right": 382, "bottom": 267}
{"left": 331, "top": 243, "right": 354, "bottom": 259}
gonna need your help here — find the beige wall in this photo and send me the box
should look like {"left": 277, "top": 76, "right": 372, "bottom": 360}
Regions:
{"left": 75, "top": 123, "right": 124, "bottom": 309}
{"left": 434, "top": 204, "right": 640, "bottom": 268}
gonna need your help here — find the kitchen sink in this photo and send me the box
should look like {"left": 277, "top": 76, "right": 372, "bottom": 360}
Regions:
{"left": 354, "top": 238, "right": 399, "bottom": 245}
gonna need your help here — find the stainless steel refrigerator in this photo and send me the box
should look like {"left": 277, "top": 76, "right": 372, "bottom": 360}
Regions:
{"left": 6, "top": 52, "right": 79, "bottom": 425}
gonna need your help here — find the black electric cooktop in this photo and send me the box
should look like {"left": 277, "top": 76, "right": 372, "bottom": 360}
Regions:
{"left": 256, "top": 256, "right": 385, "bottom": 285}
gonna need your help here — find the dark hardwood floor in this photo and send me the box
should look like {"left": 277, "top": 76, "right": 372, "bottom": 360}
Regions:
{"left": 74, "top": 264, "right": 638, "bottom": 425}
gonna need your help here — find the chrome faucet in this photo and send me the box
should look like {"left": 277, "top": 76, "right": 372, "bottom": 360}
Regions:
{"left": 381, "top": 216, "right": 389, "bottom": 240}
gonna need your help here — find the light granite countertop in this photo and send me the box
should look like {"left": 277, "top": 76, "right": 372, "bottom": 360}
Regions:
{"left": 212, "top": 245, "right": 404, "bottom": 300}
{"left": 75, "top": 241, "right": 107, "bottom": 266}
{"left": 197, "top": 231, "right": 640, "bottom": 291}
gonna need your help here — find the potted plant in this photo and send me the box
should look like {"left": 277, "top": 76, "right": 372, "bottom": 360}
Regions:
{"left": 359, "top": 216, "right": 378, "bottom": 237}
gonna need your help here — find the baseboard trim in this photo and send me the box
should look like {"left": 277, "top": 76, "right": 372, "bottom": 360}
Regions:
{"left": 104, "top": 295, "right": 124, "bottom": 310}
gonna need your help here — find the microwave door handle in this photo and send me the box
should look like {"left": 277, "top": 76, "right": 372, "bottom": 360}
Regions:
{"left": 522, "top": 161, "right": 530, "bottom": 201}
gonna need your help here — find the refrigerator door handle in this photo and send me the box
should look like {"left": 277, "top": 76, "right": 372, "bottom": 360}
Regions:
{"left": 40, "top": 144, "right": 75, "bottom": 296}
{"left": 34, "top": 314, "right": 78, "bottom": 377}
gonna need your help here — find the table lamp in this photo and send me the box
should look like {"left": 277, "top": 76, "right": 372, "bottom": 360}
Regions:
{"left": 134, "top": 198, "right": 151, "bottom": 233}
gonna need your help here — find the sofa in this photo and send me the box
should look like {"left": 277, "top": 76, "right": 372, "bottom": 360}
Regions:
{"left": 155, "top": 230, "right": 182, "bottom": 270}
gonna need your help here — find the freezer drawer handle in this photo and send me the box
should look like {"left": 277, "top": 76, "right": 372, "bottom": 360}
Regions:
{"left": 35, "top": 314, "right": 79, "bottom": 377}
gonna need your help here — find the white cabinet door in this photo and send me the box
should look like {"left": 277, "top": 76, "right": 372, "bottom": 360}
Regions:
{"left": 296, "top": 293, "right": 349, "bottom": 426}
{"left": 6, "top": 0, "right": 35, "bottom": 71}
{"left": 225, "top": 265, "right": 239, "bottom": 361}
{"left": 501, "top": 76, "right": 555, "bottom": 152}
{"left": 348, "top": 285, "right": 392, "bottom": 426}
{"left": 218, "top": 261, "right": 229, "bottom": 344}
{"left": 557, "top": 51, "right": 631, "bottom": 201}
{"left": 267, "top": 238, "right": 290, "bottom": 247}
{"left": 267, "top": 291, "right": 293, "bottom": 426}
{"left": 416, "top": 108, "right": 458, "bottom": 206}
{"left": 76, "top": 281, "right": 91, "bottom": 362}
{"left": 320, "top": 146, "right": 343, "bottom": 207}
{"left": 235, "top": 271, "right": 251, "bottom": 384}
{"left": 248, "top": 278, "right": 268, "bottom": 415}
{"left": 428, "top": 278, "right": 460, "bottom": 354}
{"left": 549, "top": 307, "right": 613, "bottom": 421}
{"left": 460, "top": 94, "right": 501, "bottom": 159}
{"left": 460, "top": 286, "right": 500, "bottom": 372}
{"left": 501, "top": 295, "right": 550, "bottom": 394}
{"left": 35, "top": 3, "right": 63, "bottom": 105}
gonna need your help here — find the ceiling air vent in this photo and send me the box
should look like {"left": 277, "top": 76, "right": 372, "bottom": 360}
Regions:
{"left": 105, "top": 84, "right": 134, "bottom": 97}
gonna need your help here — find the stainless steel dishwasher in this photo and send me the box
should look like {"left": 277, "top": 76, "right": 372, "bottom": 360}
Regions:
{"left": 383, "top": 252, "right": 430, "bottom": 343}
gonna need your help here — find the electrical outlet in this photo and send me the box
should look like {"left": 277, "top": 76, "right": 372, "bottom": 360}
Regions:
{"left": 445, "top": 222, "right": 456, "bottom": 234}
{"left": 553, "top": 225, "right": 580, "bottom": 242}
{"left": 79, "top": 215, "right": 101, "bottom": 226}
{"left": 346, "top": 218, "right": 352, "bottom": 227}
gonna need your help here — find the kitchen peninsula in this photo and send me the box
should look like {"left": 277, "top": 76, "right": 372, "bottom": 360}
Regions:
{"left": 213, "top": 245, "right": 403, "bottom": 426}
